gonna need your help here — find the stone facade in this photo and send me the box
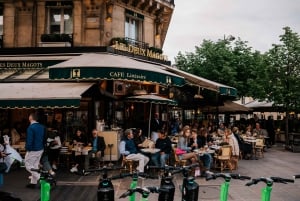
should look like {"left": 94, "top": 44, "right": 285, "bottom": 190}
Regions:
{"left": 0, "top": 0, "right": 174, "bottom": 49}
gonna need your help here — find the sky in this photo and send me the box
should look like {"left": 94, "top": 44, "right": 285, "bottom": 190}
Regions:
{"left": 163, "top": 0, "right": 300, "bottom": 64}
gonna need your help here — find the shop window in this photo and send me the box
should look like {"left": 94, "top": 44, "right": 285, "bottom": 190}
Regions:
{"left": 46, "top": 1, "right": 73, "bottom": 34}
{"left": 125, "top": 10, "right": 143, "bottom": 41}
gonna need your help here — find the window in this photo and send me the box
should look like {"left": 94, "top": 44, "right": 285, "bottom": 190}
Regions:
{"left": 125, "top": 10, "right": 143, "bottom": 41}
{"left": 46, "top": 2, "right": 73, "bottom": 34}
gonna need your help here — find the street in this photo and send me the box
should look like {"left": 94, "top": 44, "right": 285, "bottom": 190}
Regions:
{"left": 1, "top": 143, "right": 300, "bottom": 201}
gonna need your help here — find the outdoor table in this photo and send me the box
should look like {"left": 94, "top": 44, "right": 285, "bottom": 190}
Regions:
{"left": 140, "top": 148, "right": 160, "bottom": 166}
{"left": 72, "top": 145, "right": 92, "bottom": 170}
{"left": 193, "top": 148, "right": 215, "bottom": 156}
{"left": 140, "top": 148, "right": 160, "bottom": 154}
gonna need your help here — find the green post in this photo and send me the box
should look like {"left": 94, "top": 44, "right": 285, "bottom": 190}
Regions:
{"left": 261, "top": 186, "right": 272, "bottom": 201}
{"left": 40, "top": 179, "right": 51, "bottom": 201}
{"left": 220, "top": 181, "right": 230, "bottom": 201}
{"left": 129, "top": 176, "right": 138, "bottom": 201}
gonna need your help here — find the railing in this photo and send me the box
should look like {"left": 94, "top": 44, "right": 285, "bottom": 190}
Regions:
{"left": 124, "top": 37, "right": 149, "bottom": 49}
{"left": 40, "top": 33, "right": 73, "bottom": 47}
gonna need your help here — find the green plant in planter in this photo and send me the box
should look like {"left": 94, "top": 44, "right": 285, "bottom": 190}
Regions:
{"left": 60, "top": 34, "right": 71, "bottom": 42}
{"left": 148, "top": 47, "right": 163, "bottom": 54}
{"left": 111, "top": 37, "right": 128, "bottom": 45}
{"left": 41, "top": 34, "right": 51, "bottom": 42}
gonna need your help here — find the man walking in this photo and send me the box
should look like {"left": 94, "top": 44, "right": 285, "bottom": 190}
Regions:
{"left": 24, "top": 113, "right": 46, "bottom": 188}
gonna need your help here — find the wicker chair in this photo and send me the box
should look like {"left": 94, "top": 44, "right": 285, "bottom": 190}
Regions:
{"left": 255, "top": 138, "right": 265, "bottom": 158}
{"left": 120, "top": 155, "right": 138, "bottom": 173}
{"left": 214, "top": 145, "right": 233, "bottom": 172}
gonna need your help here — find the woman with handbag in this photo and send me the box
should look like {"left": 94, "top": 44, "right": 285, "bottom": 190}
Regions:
{"left": 176, "top": 126, "right": 199, "bottom": 175}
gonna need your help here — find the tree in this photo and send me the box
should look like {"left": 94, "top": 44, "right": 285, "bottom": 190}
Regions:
{"left": 175, "top": 37, "right": 267, "bottom": 100}
{"left": 265, "top": 27, "right": 300, "bottom": 143}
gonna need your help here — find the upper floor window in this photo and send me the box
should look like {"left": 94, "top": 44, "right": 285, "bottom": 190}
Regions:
{"left": 125, "top": 10, "right": 144, "bottom": 41}
{"left": 46, "top": 1, "right": 73, "bottom": 34}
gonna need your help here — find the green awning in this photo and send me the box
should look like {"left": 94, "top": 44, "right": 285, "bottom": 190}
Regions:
{"left": 49, "top": 53, "right": 185, "bottom": 86}
{"left": 163, "top": 65, "right": 237, "bottom": 97}
{"left": 0, "top": 83, "right": 94, "bottom": 109}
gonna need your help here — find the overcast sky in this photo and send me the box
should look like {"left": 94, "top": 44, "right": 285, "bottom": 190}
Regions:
{"left": 163, "top": 0, "right": 300, "bottom": 64}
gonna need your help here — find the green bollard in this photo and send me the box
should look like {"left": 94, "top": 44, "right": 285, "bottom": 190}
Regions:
{"left": 40, "top": 179, "right": 51, "bottom": 201}
{"left": 129, "top": 176, "right": 138, "bottom": 201}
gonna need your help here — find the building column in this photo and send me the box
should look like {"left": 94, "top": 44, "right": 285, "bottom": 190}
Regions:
{"left": 36, "top": 1, "right": 46, "bottom": 47}
{"left": 3, "top": 2, "right": 15, "bottom": 47}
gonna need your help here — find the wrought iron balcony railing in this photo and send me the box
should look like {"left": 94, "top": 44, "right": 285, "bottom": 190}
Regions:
{"left": 124, "top": 37, "right": 149, "bottom": 49}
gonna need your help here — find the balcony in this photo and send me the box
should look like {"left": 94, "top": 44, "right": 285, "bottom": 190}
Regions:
{"left": 111, "top": 37, "right": 150, "bottom": 49}
{"left": 39, "top": 34, "right": 73, "bottom": 47}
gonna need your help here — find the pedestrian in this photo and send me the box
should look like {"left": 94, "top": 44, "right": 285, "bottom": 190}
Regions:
{"left": 24, "top": 112, "right": 46, "bottom": 189}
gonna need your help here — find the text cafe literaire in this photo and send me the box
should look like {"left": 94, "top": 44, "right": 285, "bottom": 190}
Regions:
{"left": 109, "top": 72, "right": 146, "bottom": 80}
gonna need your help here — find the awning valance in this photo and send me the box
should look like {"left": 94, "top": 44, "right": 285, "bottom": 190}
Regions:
{"left": 163, "top": 66, "right": 237, "bottom": 96}
{"left": 0, "top": 82, "right": 94, "bottom": 109}
{"left": 49, "top": 53, "right": 185, "bottom": 86}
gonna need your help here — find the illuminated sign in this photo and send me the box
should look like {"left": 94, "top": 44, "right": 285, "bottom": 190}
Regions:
{"left": 112, "top": 41, "right": 168, "bottom": 61}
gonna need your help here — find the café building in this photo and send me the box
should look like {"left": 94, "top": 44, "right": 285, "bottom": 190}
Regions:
{"left": 0, "top": 0, "right": 236, "bottom": 161}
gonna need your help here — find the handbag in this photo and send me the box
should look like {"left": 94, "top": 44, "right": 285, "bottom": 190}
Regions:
{"left": 175, "top": 148, "right": 186, "bottom": 155}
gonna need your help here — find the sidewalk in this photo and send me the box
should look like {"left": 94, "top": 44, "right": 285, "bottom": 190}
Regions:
{"left": 1, "top": 143, "right": 300, "bottom": 201}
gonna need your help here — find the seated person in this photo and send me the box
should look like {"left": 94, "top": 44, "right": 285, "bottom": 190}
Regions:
{"left": 177, "top": 126, "right": 199, "bottom": 175}
{"left": 151, "top": 130, "right": 172, "bottom": 167}
{"left": 199, "top": 127, "right": 214, "bottom": 147}
{"left": 47, "top": 129, "right": 62, "bottom": 170}
{"left": 189, "top": 129, "right": 213, "bottom": 175}
{"left": 133, "top": 128, "right": 146, "bottom": 150}
{"left": 224, "top": 128, "right": 240, "bottom": 169}
{"left": 10, "top": 128, "right": 21, "bottom": 145}
{"left": 119, "top": 129, "right": 149, "bottom": 173}
{"left": 88, "top": 129, "right": 106, "bottom": 167}
{"left": 70, "top": 129, "right": 88, "bottom": 173}
{"left": 232, "top": 127, "right": 252, "bottom": 159}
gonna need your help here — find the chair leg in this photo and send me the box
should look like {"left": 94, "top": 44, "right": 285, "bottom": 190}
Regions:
{"left": 220, "top": 161, "right": 224, "bottom": 172}
{"left": 129, "top": 161, "right": 133, "bottom": 173}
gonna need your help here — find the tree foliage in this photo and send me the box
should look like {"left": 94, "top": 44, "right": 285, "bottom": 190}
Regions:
{"left": 175, "top": 37, "right": 267, "bottom": 99}
{"left": 265, "top": 27, "right": 300, "bottom": 111}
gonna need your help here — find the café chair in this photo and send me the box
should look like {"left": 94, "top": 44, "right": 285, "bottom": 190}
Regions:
{"left": 58, "top": 146, "right": 72, "bottom": 169}
{"left": 120, "top": 155, "right": 138, "bottom": 173}
{"left": 255, "top": 138, "right": 265, "bottom": 158}
{"left": 214, "top": 145, "right": 232, "bottom": 172}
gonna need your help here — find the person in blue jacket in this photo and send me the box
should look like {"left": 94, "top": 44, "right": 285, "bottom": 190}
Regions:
{"left": 24, "top": 112, "right": 46, "bottom": 189}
